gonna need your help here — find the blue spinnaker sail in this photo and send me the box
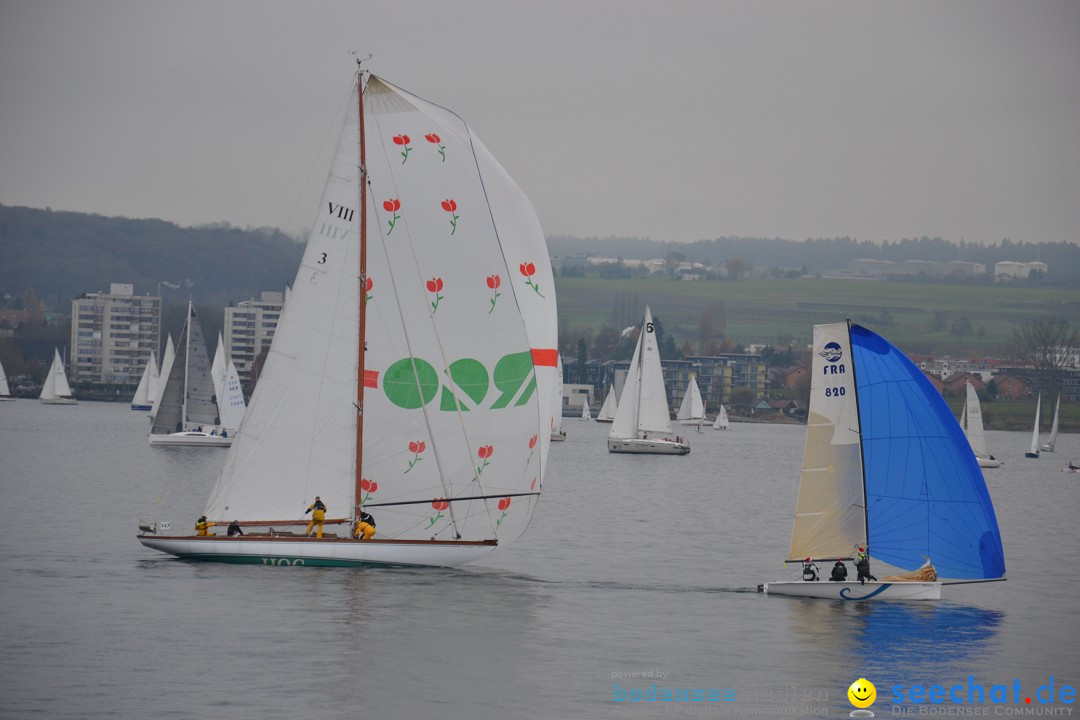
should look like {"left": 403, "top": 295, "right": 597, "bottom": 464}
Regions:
{"left": 850, "top": 324, "right": 1006, "bottom": 580}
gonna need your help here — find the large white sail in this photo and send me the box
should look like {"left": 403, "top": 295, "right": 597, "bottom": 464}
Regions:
{"left": 609, "top": 306, "right": 673, "bottom": 439}
{"left": 0, "top": 359, "right": 13, "bottom": 399}
{"left": 676, "top": 374, "right": 705, "bottom": 422}
{"left": 211, "top": 333, "right": 227, "bottom": 402}
{"left": 596, "top": 384, "right": 617, "bottom": 422}
{"left": 552, "top": 354, "right": 565, "bottom": 437}
{"left": 964, "top": 381, "right": 990, "bottom": 458}
{"left": 40, "top": 349, "right": 75, "bottom": 402}
{"left": 1027, "top": 393, "right": 1042, "bottom": 457}
{"left": 150, "top": 335, "right": 175, "bottom": 420}
{"left": 131, "top": 350, "right": 158, "bottom": 409}
{"left": 1042, "top": 395, "right": 1060, "bottom": 452}
{"left": 218, "top": 359, "right": 246, "bottom": 432}
{"left": 787, "top": 322, "right": 866, "bottom": 561}
{"left": 151, "top": 304, "right": 219, "bottom": 434}
{"left": 203, "top": 75, "right": 556, "bottom": 547}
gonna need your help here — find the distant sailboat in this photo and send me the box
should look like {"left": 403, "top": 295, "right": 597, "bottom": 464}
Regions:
{"left": 1025, "top": 393, "right": 1042, "bottom": 459}
{"left": 39, "top": 349, "right": 77, "bottom": 405}
{"left": 149, "top": 302, "right": 230, "bottom": 447}
{"left": 551, "top": 354, "right": 566, "bottom": 441}
{"left": 581, "top": 400, "right": 592, "bottom": 421}
{"left": 130, "top": 350, "right": 159, "bottom": 411}
{"left": 0, "top": 359, "right": 14, "bottom": 401}
{"left": 962, "top": 381, "right": 1001, "bottom": 468}
{"left": 1041, "top": 395, "right": 1060, "bottom": 452}
{"left": 595, "top": 384, "right": 616, "bottom": 423}
{"left": 676, "top": 374, "right": 706, "bottom": 426}
{"left": 607, "top": 306, "right": 689, "bottom": 455}
{"left": 712, "top": 403, "right": 729, "bottom": 430}
{"left": 212, "top": 333, "right": 246, "bottom": 433}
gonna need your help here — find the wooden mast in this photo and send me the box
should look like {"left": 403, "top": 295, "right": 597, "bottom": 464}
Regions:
{"left": 354, "top": 65, "right": 368, "bottom": 525}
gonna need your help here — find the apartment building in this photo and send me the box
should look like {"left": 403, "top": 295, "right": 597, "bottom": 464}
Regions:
{"left": 70, "top": 283, "right": 161, "bottom": 384}
{"left": 224, "top": 289, "right": 287, "bottom": 385}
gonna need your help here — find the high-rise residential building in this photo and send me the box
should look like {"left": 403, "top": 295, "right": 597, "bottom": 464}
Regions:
{"left": 70, "top": 283, "right": 161, "bottom": 384}
{"left": 224, "top": 289, "right": 287, "bottom": 386}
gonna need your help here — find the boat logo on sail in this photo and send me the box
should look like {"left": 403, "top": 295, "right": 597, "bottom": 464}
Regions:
{"left": 819, "top": 342, "right": 844, "bottom": 363}
{"left": 378, "top": 350, "right": 543, "bottom": 411}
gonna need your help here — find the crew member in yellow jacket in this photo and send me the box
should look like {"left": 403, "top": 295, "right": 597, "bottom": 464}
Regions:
{"left": 304, "top": 497, "right": 327, "bottom": 538}
{"left": 195, "top": 515, "right": 213, "bottom": 536}
{"left": 354, "top": 509, "right": 376, "bottom": 540}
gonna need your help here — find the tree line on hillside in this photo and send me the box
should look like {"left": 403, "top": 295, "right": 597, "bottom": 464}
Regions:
{"left": 0, "top": 204, "right": 304, "bottom": 307}
{"left": 547, "top": 234, "right": 1080, "bottom": 283}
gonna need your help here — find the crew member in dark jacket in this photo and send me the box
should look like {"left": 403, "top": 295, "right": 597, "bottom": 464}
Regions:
{"left": 830, "top": 560, "right": 848, "bottom": 581}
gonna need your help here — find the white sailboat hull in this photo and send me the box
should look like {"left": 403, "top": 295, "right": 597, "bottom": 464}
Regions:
{"left": 149, "top": 431, "right": 232, "bottom": 447}
{"left": 607, "top": 437, "right": 690, "bottom": 455}
{"left": 678, "top": 418, "right": 705, "bottom": 426}
{"left": 39, "top": 397, "right": 77, "bottom": 405}
{"left": 762, "top": 580, "right": 942, "bottom": 601}
{"left": 137, "top": 534, "right": 497, "bottom": 568}
{"left": 977, "top": 456, "right": 1003, "bottom": 468}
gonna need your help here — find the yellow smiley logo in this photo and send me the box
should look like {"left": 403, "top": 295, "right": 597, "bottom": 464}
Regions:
{"left": 847, "top": 678, "right": 876, "bottom": 708}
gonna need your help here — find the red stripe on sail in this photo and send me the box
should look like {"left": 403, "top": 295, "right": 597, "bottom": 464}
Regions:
{"left": 364, "top": 370, "right": 379, "bottom": 388}
{"left": 531, "top": 349, "right": 558, "bottom": 367}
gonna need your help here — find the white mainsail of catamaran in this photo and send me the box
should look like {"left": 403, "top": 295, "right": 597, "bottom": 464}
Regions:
{"left": 130, "top": 350, "right": 159, "bottom": 411}
{"left": 0, "top": 358, "right": 14, "bottom": 401}
{"left": 762, "top": 321, "right": 1006, "bottom": 601}
{"left": 550, "top": 354, "right": 566, "bottom": 441}
{"left": 211, "top": 333, "right": 247, "bottom": 433}
{"left": 39, "top": 348, "right": 77, "bottom": 405}
{"left": 676, "top": 374, "right": 705, "bottom": 426}
{"left": 1042, "top": 395, "right": 1060, "bottom": 452}
{"left": 148, "top": 302, "right": 230, "bottom": 447}
{"left": 138, "top": 69, "right": 558, "bottom": 568}
{"left": 962, "top": 381, "right": 1001, "bottom": 468}
{"left": 1025, "top": 393, "right": 1042, "bottom": 458}
{"left": 607, "top": 306, "right": 689, "bottom": 455}
{"left": 712, "top": 403, "right": 729, "bottom": 430}
{"left": 149, "top": 334, "right": 175, "bottom": 421}
{"left": 595, "top": 384, "right": 616, "bottom": 423}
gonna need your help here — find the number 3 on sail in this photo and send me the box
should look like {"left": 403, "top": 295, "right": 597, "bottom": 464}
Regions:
{"left": 138, "top": 67, "right": 558, "bottom": 568}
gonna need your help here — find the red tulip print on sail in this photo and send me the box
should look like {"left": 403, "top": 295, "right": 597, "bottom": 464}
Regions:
{"left": 519, "top": 262, "right": 545, "bottom": 298}
{"left": 364, "top": 276, "right": 374, "bottom": 302}
{"left": 425, "top": 133, "right": 446, "bottom": 162}
{"left": 476, "top": 444, "right": 494, "bottom": 475}
{"left": 426, "top": 277, "right": 445, "bottom": 313}
{"left": 405, "top": 439, "right": 426, "bottom": 474}
{"left": 360, "top": 478, "right": 378, "bottom": 504}
{"left": 428, "top": 498, "right": 450, "bottom": 527}
{"left": 383, "top": 199, "right": 401, "bottom": 235}
{"left": 441, "top": 199, "right": 460, "bottom": 235}
{"left": 525, "top": 433, "right": 538, "bottom": 470}
{"left": 496, "top": 496, "right": 512, "bottom": 527}
{"left": 486, "top": 274, "right": 501, "bottom": 314}
{"left": 393, "top": 134, "right": 412, "bottom": 164}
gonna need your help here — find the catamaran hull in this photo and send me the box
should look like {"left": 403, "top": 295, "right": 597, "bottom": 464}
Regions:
{"left": 40, "top": 397, "right": 77, "bottom": 405}
{"left": 762, "top": 580, "right": 941, "bottom": 601}
{"left": 137, "top": 535, "right": 497, "bottom": 568}
{"left": 149, "top": 433, "right": 232, "bottom": 447}
{"left": 607, "top": 438, "right": 690, "bottom": 455}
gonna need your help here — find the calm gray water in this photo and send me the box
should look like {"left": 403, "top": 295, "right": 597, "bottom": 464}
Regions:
{"left": 1, "top": 401, "right": 1077, "bottom": 719}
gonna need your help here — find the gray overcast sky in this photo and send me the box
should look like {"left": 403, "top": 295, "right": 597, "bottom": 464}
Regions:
{"left": 1, "top": 0, "right": 1078, "bottom": 245}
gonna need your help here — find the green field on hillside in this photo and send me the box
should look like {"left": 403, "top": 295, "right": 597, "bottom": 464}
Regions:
{"left": 555, "top": 276, "right": 1079, "bottom": 356}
